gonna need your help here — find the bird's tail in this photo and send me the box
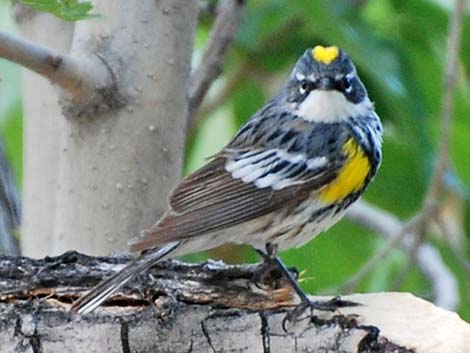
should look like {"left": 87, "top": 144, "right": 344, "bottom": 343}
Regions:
{"left": 70, "top": 241, "right": 181, "bottom": 315}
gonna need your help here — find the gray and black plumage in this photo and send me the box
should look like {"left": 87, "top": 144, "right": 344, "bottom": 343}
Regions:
{"left": 71, "top": 45, "right": 382, "bottom": 315}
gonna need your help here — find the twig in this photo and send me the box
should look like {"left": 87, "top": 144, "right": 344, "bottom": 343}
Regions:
{"left": 391, "top": 237, "right": 422, "bottom": 290}
{"left": 339, "top": 222, "right": 408, "bottom": 294}
{"left": 0, "top": 31, "right": 112, "bottom": 111}
{"left": 424, "top": 0, "right": 465, "bottom": 207}
{"left": 388, "top": 204, "right": 438, "bottom": 290}
{"left": 0, "top": 31, "right": 81, "bottom": 94}
{"left": 435, "top": 214, "right": 470, "bottom": 274}
{"left": 0, "top": 139, "right": 20, "bottom": 256}
{"left": 342, "top": 208, "right": 428, "bottom": 293}
{"left": 187, "top": 0, "right": 245, "bottom": 127}
{"left": 345, "top": 201, "right": 459, "bottom": 310}
{"left": 188, "top": 60, "right": 252, "bottom": 135}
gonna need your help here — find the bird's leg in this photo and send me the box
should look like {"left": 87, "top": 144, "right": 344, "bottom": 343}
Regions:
{"left": 253, "top": 245, "right": 287, "bottom": 290}
{"left": 256, "top": 243, "right": 299, "bottom": 277}
{"left": 257, "top": 244, "right": 359, "bottom": 327}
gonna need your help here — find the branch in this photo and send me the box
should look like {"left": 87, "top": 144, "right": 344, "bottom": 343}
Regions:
{"left": 187, "top": 0, "right": 245, "bottom": 128}
{"left": 346, "top": 201, "right": 459, "bottom": 310}
{"left": 2, "top": 252, "right": 469, "bottom": 353}
{"left": 424, "top": 0, "right": 466, "bottom": 205}
{"left": 0, "top": 31, "right": 120, "bottom": 119}
{"left": 0, "top": 31, "right": 89, "bottom": 95}
{"left": 188, "top": 60, "right": 252, "bottom": 136}
{"left": 0, "top": 139, "right": 20, "bottom": 256}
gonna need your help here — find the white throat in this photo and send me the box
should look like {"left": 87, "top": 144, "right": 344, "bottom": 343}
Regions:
{"left": 294, "top": 90, "right": 371, "bottom": 122}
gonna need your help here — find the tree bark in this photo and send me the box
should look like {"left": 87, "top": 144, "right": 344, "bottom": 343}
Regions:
{"left": 1, "top": 252, "right": 469, "bottom": 353}
{"left": 15, "top": 8, "right": 74, "bottom": 257}
{"left": 15, "top": 1, "right": 198, "bottom": 257}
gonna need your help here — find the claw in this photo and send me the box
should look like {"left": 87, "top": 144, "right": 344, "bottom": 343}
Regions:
{"left": 282, "top": 296, "right": 361, "bottom": 332}
{"left": 324, "top": 296, "right": 361, "bottom": 308}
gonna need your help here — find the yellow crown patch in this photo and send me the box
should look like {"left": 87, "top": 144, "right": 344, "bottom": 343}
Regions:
{"left": 312, "top": 45, "right": 339, "bottom": 65}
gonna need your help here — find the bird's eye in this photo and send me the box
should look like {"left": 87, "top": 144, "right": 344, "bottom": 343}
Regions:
{"left": 341, "top": 76, "right": 353, "bottom": 93}
{"left": 299, "top": 80, "right": 312, "bottom": 95}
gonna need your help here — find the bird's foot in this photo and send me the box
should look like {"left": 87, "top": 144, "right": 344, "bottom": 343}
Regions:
{"left": 253, "top": 260, "right": 299, "bottom": 290}
{"left": 282, "top": 296, "right": 360, "bottom": 331}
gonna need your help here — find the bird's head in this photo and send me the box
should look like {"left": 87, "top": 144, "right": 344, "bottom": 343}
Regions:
{"left": 281, "top": 45, "right": 371, "bottom": 122}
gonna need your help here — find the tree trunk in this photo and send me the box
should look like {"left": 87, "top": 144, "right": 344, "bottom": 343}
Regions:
{"left": 16, "top": 1, "right": 197, "bottom": 257}
{"left": 1, "top": 252, "right": 468, "bottom": 353}
{"left": 15, "top": 7, "right": 73, "bottom": 257}
{"left": 0, "top": 138, "right": 20, "bottom": 255}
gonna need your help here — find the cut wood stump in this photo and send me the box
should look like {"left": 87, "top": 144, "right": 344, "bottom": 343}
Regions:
{"left": 0, "top": 251, "right": 468, "bottom": 353}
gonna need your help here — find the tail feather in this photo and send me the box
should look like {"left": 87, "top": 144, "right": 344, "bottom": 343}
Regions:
{"left": 70, "top": 241, "right": 180, "bottom": 315}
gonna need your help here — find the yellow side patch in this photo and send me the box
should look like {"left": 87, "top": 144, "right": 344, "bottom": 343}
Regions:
{"left": 318, "top": 139, "right": 370, "bottom": 203}
{"left": 312, "top": 45, "right": 339, "bottom": 65}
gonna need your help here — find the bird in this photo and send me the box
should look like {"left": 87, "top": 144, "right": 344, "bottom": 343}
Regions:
{"left": 71, "top": 45, "right": 383, "bottom": 316}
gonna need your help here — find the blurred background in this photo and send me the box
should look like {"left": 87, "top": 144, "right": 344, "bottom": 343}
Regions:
{"left": 1, "top": 0, "right": 469, "bottom": 320}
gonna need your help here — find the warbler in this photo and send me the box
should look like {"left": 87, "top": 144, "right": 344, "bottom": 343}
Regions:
{"left": 71, "top": 45, "right": 382, "bottom": 316}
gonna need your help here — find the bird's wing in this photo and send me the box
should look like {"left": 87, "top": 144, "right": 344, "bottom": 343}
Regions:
{"left": 130, "top": 139, "right": 348, "bottom": 252}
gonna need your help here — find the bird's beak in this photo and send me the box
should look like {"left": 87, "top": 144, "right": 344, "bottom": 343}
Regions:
{"left": 316, "top": 77, "right": 334, "bottom": 90}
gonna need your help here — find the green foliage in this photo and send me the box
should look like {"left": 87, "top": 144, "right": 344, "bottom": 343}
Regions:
{"left": 17, "top": 0, "right": 97, "bottom": 21}
{"left": 231, "top": 78, "right": 267, "bottom": 126}
{"left": 0, "top": 103, "right": 22, "bottom": 185}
